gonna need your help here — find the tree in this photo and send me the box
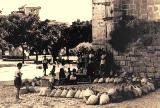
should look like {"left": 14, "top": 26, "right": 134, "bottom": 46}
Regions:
{"left": 3, "top": 13, "right": 39, "bottom": 46}
{"left": 0, "top": 16, "right": 9, "bottom": 55}
{"left": 46, "top": 23, "right": 68, "bottom": 61}
{"left": 1, "top": 12, "right": 92, "bottom": 64}
{"left": 63, "top": 20, "right": 92, "bottom": 49}
{"left": 0, "top": 12, "right": 40, "bottom": 63}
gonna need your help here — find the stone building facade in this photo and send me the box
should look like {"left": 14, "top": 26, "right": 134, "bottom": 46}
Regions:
{"left": 12, "top": 5, "right": 41, "bottom": 16}
{"left": 92, "top": 0, "right": 160, "bottom": 78}
{"left": 19, "top": 6, "right": 41, "bottom": 16}
{"left": 92, "top": 0, "right": 115, "bottom": 49}
{"left": 92, "top": 0, "right": 160, "bottom": 49}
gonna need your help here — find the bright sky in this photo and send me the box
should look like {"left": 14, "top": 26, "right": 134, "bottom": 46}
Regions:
{"left": 0, "top": 0, "right": 92, "bottom": 24}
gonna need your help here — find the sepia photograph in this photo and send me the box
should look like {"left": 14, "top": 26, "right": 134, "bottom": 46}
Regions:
{"left": 0, "top": 0, "right": 160, "bottom": 108}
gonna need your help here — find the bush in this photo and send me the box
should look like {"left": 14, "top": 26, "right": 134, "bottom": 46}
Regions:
{"left": 109, "top": 15, "right": 160, "bottom": 52}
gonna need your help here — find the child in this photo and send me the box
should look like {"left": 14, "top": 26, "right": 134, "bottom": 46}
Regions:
{"left": 14, "top": 63, "right": 23, "bottom": 101}
{"left": 48, "top": 64, "right": 56, "bottom": 90}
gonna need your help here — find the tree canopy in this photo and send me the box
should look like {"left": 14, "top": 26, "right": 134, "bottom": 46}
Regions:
{"left": 0, "top": 12, "right": 92, "bottom": 60}
{"left": 63, "top": 20, "right": 92, "bottom": 49}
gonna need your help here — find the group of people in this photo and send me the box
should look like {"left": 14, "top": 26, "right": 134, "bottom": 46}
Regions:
{"left": 42, "top": 55, "right": 77, "bottom": 85}
{"left": 59, "top": 68, "right": 77, "bottom": 85}
{"left": 42, "top": 48, "right": 118, "bottom": 85}
{"left": 77, "top": 48, "right": 118, "bottom": 82}
{"left": 13, "top": 48, "right": 118, "bottom": 101}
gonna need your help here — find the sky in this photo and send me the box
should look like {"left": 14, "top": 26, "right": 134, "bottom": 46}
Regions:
{"left": 0, "top": 0, "right": 92, "bottom": 24}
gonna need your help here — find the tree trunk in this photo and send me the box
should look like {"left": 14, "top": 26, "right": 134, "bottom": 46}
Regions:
{"left": 52, "top": 54, "right": 56, "bottom": 63}
{"left": 22, "top": 46, "right": 25, "bottom": 64}
{"left": 2, "top": 49, "right": 5, "bottom": 55}
{"left": 36, "top": 50, "right": 38, "bottom": 64}
{"left": 66, "top": 47, "right": 69, "bottom": 62}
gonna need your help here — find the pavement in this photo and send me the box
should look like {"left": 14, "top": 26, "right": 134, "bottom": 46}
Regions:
{"left": 0, "top": 58, "right": 77, "bottom": 81}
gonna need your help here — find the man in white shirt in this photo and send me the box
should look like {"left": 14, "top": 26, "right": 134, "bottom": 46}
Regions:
{"left": 14, "top": 63, "right": 23, "bottom": 100}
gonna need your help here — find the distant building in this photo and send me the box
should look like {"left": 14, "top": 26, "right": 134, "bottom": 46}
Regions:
{"left": 92, "top": 0, "right": 160, "bottom": 49}
{"left": 12, "top": 4, "right": 41, "bottom": 16}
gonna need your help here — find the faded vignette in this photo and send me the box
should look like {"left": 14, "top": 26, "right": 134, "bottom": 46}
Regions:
{"left": 0, "top": 0, "right": 160, "bottom": 108}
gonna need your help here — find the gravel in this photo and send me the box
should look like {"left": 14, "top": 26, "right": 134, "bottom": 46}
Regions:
{"left": 0, "top": 82, "right": 160, "bottom": 108}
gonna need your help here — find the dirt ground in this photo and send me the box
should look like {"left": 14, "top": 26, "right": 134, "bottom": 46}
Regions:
{"left": 0, "top": 81, "right": 160, "bottom": 108}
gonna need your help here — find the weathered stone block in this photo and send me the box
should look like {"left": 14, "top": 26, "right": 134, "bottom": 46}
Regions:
{"left": 125, "top": 0, "right": 134, "bottom": 4}
{"left": 136, "top": 61, "right": 145, "bottom": 66}
{"left": 114, "top": 56, "right": 126, "bottom": 61}
{"left": 147, "top": 72, "right": 155, "bottom": 78}
{"left": 147, "top": 46, "right": 155, "bottom": 51}
{"left": 129, "top": 51, "right": 135, "bottom": 56}
{"left": 133, "top": 67, "right": 140, "bottom": 72}
{"left": 114, "top": 56, "right": 120, "bottom": 61}
{"left": 139, "top": 67, "right": 146, "bottom": 72}
{"left": 139, "top": 72, "right": 146, "bottom": 77}
{"left": 153, "top": 63, "right": 159, "bottom": 67}
{"left": 145, "top": 62, "right": 154, "bottom": 67}
{"left": 123, "top": 66, "right": 130, "bottom": 72}
{"left": 154, "top": 6, "right": 159, "bottom": 11}
{"left": 113, "top": 50, "right": 118, "bottom": 56}
{"left": 126, "top": 57, "right": 131, "bottom": 60}
{"left": 155, "top": 61, "right": 160, "bottom": 65}
{"left": 155, "top": 0, "right": 160, "bottom": 4}
{"left": 150, "top": 57, "right": 158, "bottom": 62}
{"left": 120, "top": 61, "right": 126, "bottom": 66}
{"left": 155, "top": 73, "right": 160, "bottom": 78}
{"left": 130, "top": 61, "right": 135, "bottom": 66}
{"left": 144, "top": 57, "right": 151, "bottom": 62}
{"left": 126, "top": 61, "right": 131, "bottom": 66}
{"left": 147, "top": 67, "right": 155, "bottom": 72}
{"left": 129, "top": 67, "right": 133, "bottom": 72}
{"left": 131, "top": 57, "right": 137, "bottom": 61}
{"left": 148, "top": 0, "right": 154, "bottom": 5}
{"left": 156, "top": 51, "right": 160, "bottom": 56}
{"left": 156, "top": 67, "right": 160, "bottom": 71}
{"left": 141, "top": 51, "right": 148, "bottom": 56}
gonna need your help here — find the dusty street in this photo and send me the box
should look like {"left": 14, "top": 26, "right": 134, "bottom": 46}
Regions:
{"left": 0, "top": 82, "right": 160, "bottom": 108}
{"left": 0, "top": 60, "right": 160, "bottom": 108}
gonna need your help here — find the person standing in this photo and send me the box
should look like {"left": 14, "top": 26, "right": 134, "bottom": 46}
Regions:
{"left": 88, "top": 50, "right": 95, "bottom": 63}
{"left": 59, "top": 68, "right": 66, "bottom": 85}
{"left": 24, "top": 50, "right": 29, "bottom": 60}
{"left": 14, "top": 63, "right": 23, "bottom": 101}
{"left": 69, "top": 68, "right": 77, "bottom": 84}
{"left": 100, "top": 51, "right": 106, "bottom": 77}
{"left": 87, "top": 58, "right": 96, "bottom": 82}
{"left": 50, "top": 63, "right": 56, "bottom": 77}
{"left": 66, "top": 68, "right": 71, "bottom": 81}
{"left": 42, "top": 56, "right": 48, "bottom": 76}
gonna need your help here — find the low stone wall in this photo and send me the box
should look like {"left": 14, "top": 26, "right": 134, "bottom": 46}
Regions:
{"left": 113, "top": 45, "right": 160, "bottom": 78}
